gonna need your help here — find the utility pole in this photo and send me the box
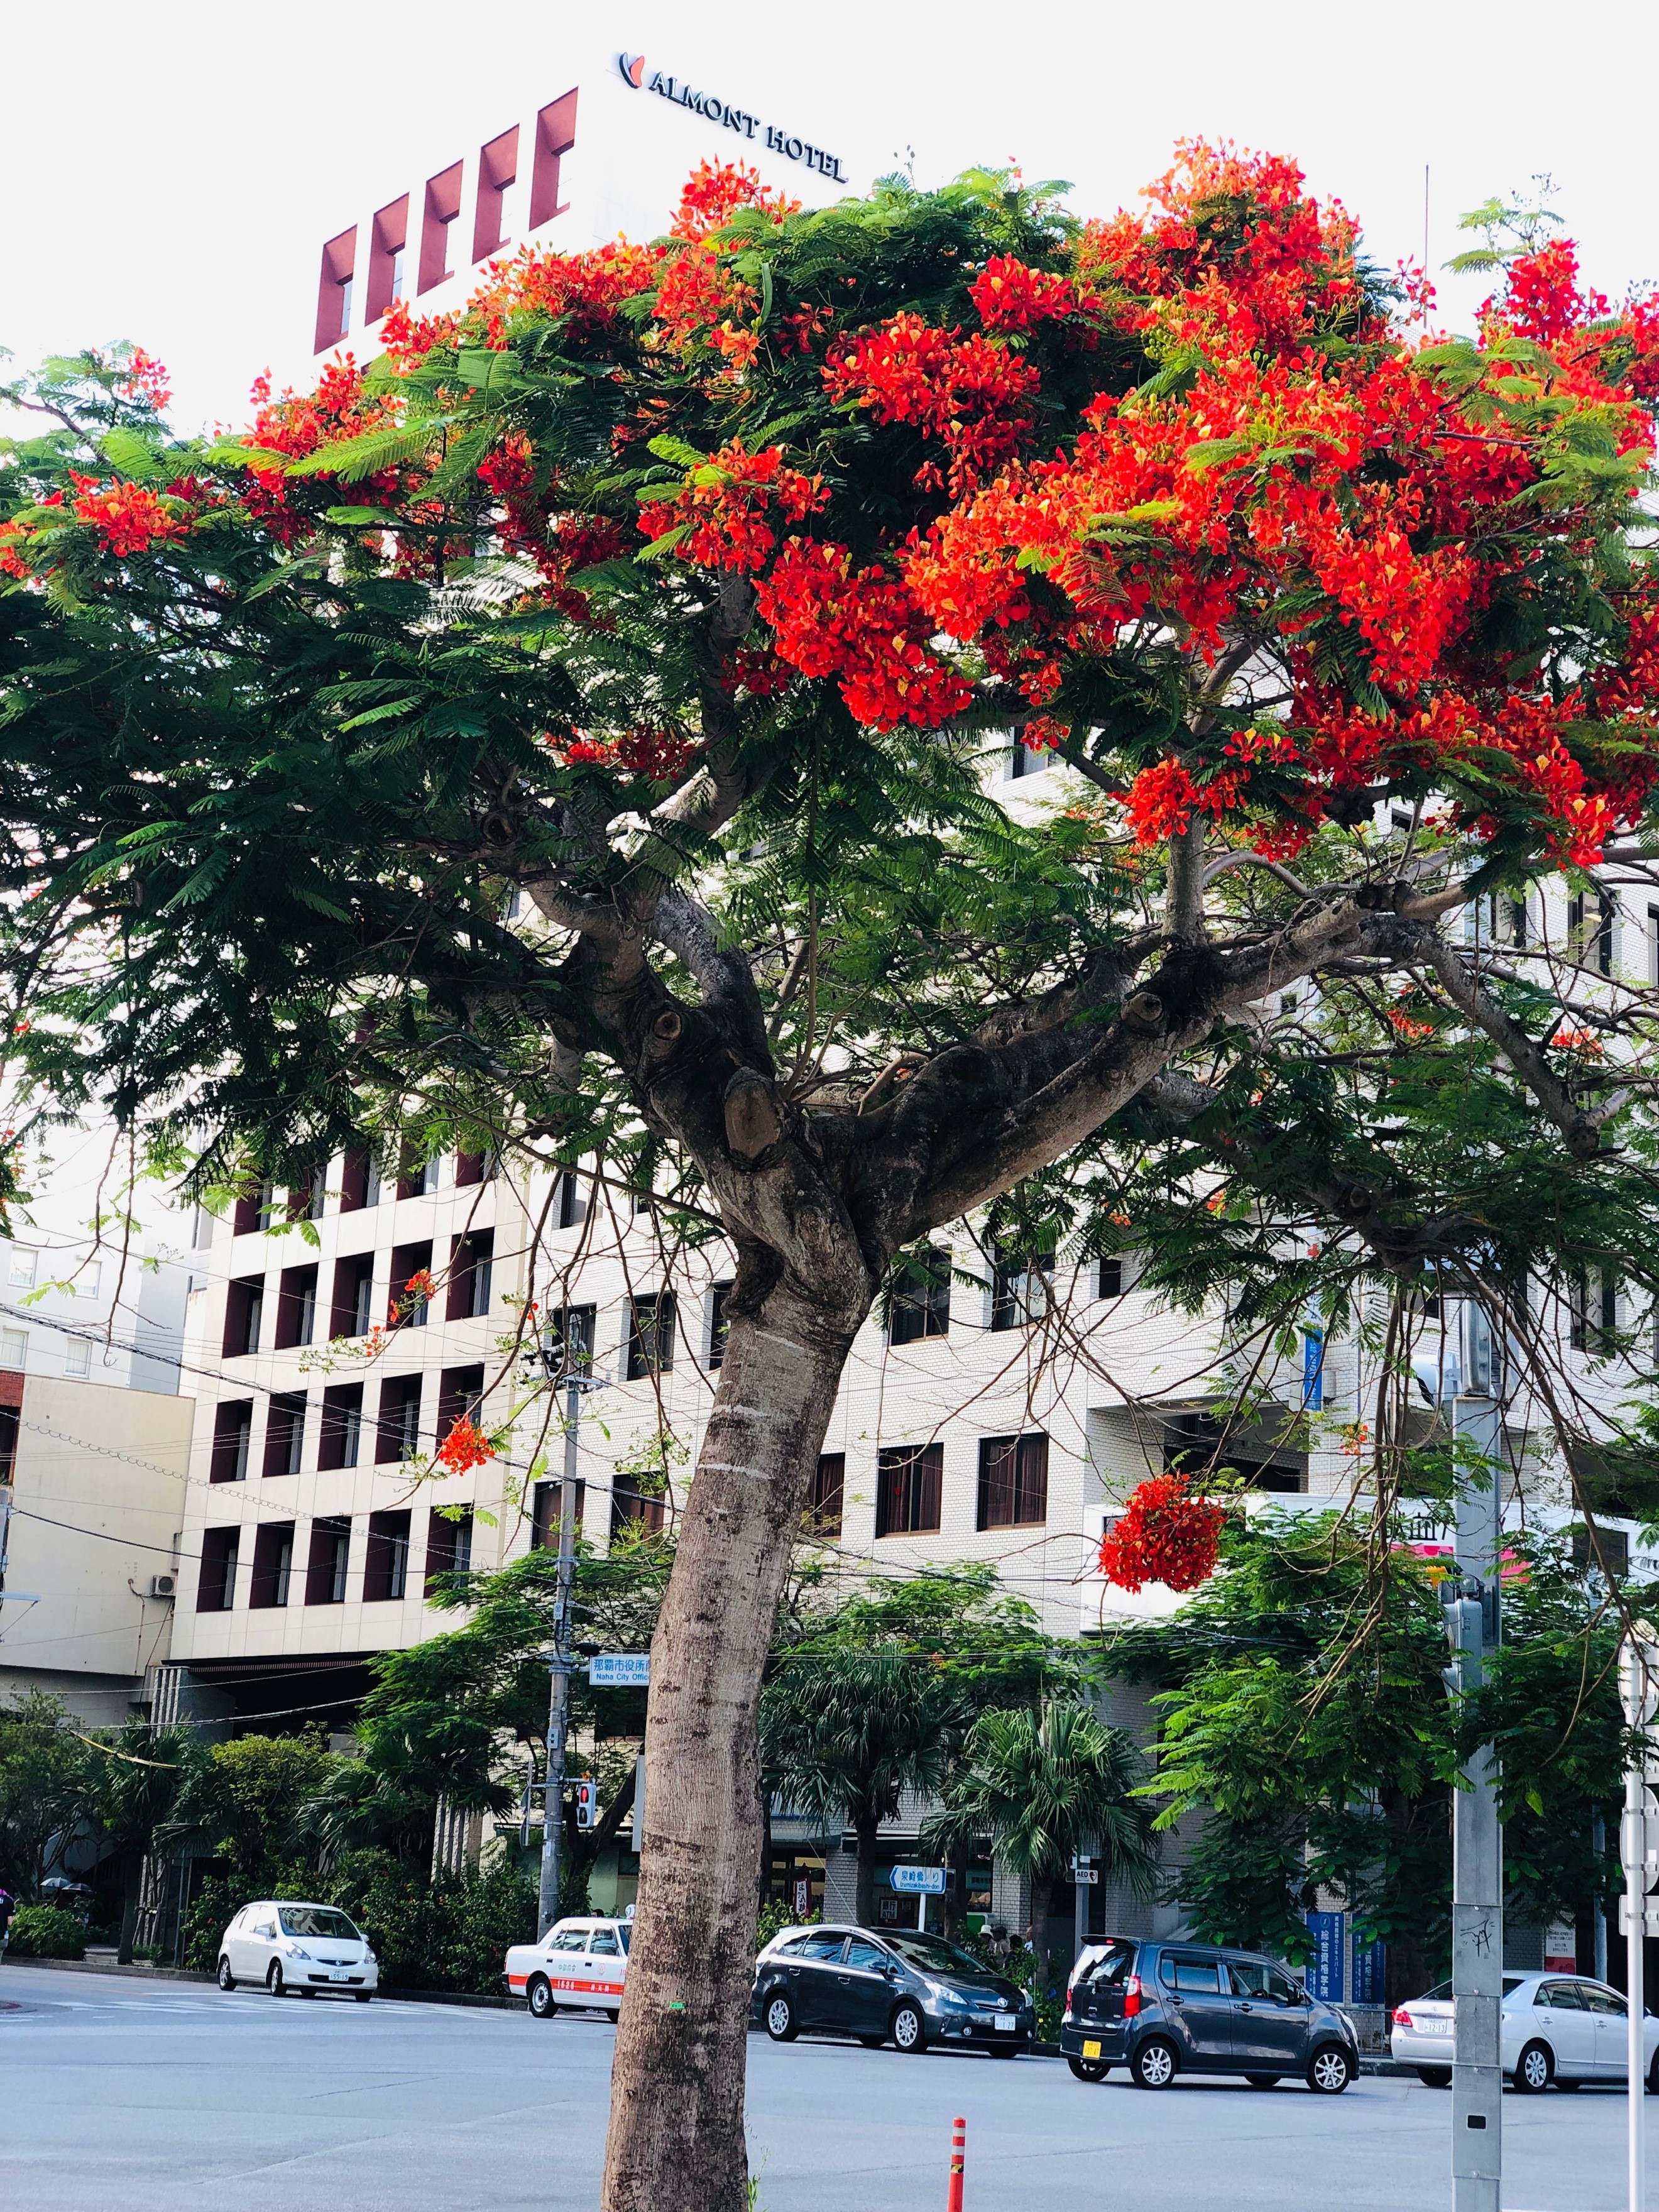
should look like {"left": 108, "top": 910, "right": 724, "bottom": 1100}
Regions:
{"left": 1448, "top": 1393, "right": 1503, "bottom": 2212}
{"left": 1620, "top": 1633, "right": 1658, "bottom": 2212}
{"left": 536, "top": 1360, "right": 591, "bottom": 1939}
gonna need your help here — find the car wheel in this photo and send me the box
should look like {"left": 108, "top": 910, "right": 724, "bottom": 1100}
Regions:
{"left": 859, "top": 2034, "right": 885, "bottom": 2049}
{"left": 1306, "top": 2044, "right": 1354, "bottom": 2094}
{"left": 216, "top": 1957, "right": 236, "bottom": 1993}
{"left": 527, "top": 1976, "right": 557, "bottom": 2022}
{"left": 1067, "top": 2056, "right": 1109, "bottom": 2083}
{"left": 266, "top": 1963, "right": 286, "bottom": 1998}
{"left": 354, "top": 1993, "right": 373, "bottom": 2005}
{"left": 1245, "top": 2074, "right": 1281, "bottom": 2089}
{"left": 1131, "top": 2037, "right": 1178, "bottom": 2090}
{"left": 764, "top": 1993, "right": 798, "bottom": 2044}
{"left": 890, "top": 2001, "right": 927, "bottom": 2054}
{"left": 1417, "top": 2067, "right": 1452, "bottom": 2089}
{"left": 1514, "top": 2040, "right": 1552, "bottom": 2094}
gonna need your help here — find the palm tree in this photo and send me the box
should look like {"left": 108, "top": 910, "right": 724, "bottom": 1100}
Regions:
{"left": 925, "top": 1701, "right": 1159, "bottom": 1991}
{"left": 79, "top": 1722, "right": 199, "bottom": 1962}
{"left": 761, "top": 1652, "right": 967, "bottom": 1925}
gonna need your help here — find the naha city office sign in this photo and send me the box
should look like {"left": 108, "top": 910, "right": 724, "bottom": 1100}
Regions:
{"left": 617, "top": 52, "right": 849, "bottom": 182}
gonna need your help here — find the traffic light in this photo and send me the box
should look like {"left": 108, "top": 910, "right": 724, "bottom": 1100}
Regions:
{"left": 575, "top": 1777, "right": 597, "bottom": 1829}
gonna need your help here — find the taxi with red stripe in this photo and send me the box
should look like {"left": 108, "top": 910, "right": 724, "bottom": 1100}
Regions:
{"left": 506, "top": 1915, "right": 632, "bottom": 2018}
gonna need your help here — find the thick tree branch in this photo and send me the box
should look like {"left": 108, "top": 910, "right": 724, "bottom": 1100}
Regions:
{"left": 1421, "top": 937, "right": 1612, "bottom": 1160}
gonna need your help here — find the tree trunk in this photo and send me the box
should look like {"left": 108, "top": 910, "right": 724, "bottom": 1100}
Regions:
{"left": 1028, "top": 1871, "right": 1056, "bottom": 1996}
{"left": 116, "top": 1848, "right": 142, "bottom": 1965}
{"left": 601, "top": 1289, "right": 860, "bottom": 2212}
{"left": 853, "top": 1810, "right": 881, "bottom": 1930}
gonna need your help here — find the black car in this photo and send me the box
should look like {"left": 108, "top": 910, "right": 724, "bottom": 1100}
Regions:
{"left": 750, "top": 1924, "right": 1036, "bottom": 2055}
{"left": 1060, "top": 1937, "right": 1358, "bottom": 2093}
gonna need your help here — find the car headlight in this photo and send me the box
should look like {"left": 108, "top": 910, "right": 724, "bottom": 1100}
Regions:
{"left": 285, "top": 1943, "right": 312, "bottom": 1959}
{"left": 925, "top": 1981, "right": 970, "bottom": 2010}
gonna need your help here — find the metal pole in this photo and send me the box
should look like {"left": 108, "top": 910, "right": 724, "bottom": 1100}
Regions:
{"left": 1450, "top": 1393, "right": 1503, "bottom": 2212}
{"left": 536, "top": 1373, "right": 581, "bottom": 1939}
{"left": 1596, "top": 1808, "right": 1609, "bottom": 1985}
{"left": 1621, "top": 1638, "right": 1656, "bottom": 2212}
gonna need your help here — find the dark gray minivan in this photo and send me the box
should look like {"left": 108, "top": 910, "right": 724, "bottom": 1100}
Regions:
{"left": 1060, "top": 1937, "right": 1358, "bottom": 2092}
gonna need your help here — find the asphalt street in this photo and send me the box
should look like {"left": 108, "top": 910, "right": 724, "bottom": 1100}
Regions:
{"left": 0, "top": 1961, "right": 1645, "bottom": 2211}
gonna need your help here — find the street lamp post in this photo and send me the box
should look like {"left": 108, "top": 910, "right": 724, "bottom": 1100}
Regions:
{"left": 1448, "top": 1393, "right": 1503, "bottom": 2212}
{"left": 1620, "top": 1634, "right": 1659, "bottom": 2212}
{"left": 532, "top": 1344, "right": 605, "bottom": 1941}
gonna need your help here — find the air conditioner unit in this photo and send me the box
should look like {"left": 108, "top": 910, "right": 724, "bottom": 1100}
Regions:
{"left": 148, "top": 1573, "right": 177, "bottom": 1600}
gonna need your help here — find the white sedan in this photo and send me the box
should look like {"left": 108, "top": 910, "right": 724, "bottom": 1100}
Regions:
{"left": 505, "top": 1915, "right": 632, "bottom": 2020}
{"left": 1391, "top": 1973, "right": 1659, "bottom": 2091}
{"left": 216, "top": 1900, "right": 378, "bottom": 2000}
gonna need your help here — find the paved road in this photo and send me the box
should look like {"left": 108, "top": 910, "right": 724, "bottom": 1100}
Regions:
{"left": 0, "top": 1961, "right": 1641, "bottom": 2211}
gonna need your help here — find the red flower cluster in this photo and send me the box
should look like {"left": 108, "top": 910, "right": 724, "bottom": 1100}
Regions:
{"left": 68, "top": 476, "right": 190, "bottom": 557}
{"left": 753, "top": 540, "right": 973, "bottom": 730}
{"left": 671, "top": 158, "right": 798, "bottom": 243}
{"left": 825, "top": 314, "right": 1041, "bottom": 490}
{"left": 639, "top": 442, "right": 826, "bottom": 573}
{"left": 969, "top": 256, "right": 1090, "bottom": 331}
{"left": 117, "top": 347, "right": 172, "bottom": 412}
{"left": 389, "top": 1267, "right": 437, "bottom": 1325}
{"left": 563, "top": 727, "right": 699, "bottom": 781}
{"left": 244, "top": 359, "right": 403, "bottom": 545}
{"left": 435, "top": 1417, "right": 496, "bottom": 1474}
{"left": 1098, "top": 1474, "right": 1226, "bottom": 1593}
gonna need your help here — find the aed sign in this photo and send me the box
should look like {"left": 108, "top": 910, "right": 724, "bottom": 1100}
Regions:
{"left": 618, "top": 52, "right": 848, "bottom": 182}
{"left": 890, "top": 1864, "right": 948, "bottom": 1895}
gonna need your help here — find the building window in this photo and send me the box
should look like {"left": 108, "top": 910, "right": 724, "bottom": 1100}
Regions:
{"left": 454, "top": 1149, "right": 495, "bottom": 1188}
{"left": 626, "top": 1293, "right": 676, "bottom": 1379}
{"left": 0, "top": 1404, "right": 17, "bottom": 1481}
{"left": 556, "top": 1169, "right": 587, "bottom": 1230}
{"left": 708, "top": 1282, "right": 733, "bottom": 1369}
{"left": 543, "top": 1303, "right": 595, "bottom": 1376}
{"left": 233, "top": 1180, "right": 277, "bottom": 1236}
{"left": 339, "top": 1149, "right": 373, "bottom": 1212}
{"left": 364, "top": 1509, "right": 412, "bottom": 1602}
{"left": 314, "top": 227, "right": 356, "bottom": 353}
{"left": 889, "top": 1251, "right": 951, "bottom": 1344}
{"left": 63, "top": 1337, "right": 92, "bottom": 1377}
{"left": 418, "top": 161, "right": 464, "bottom": 294}
{"left": 376, "top": 1374, "right": 422, "bottom": 1464}
{"left": 210, "top": 1399, "right": 254, "bottom": 1483}
{"left": 331, "top": 1252, "right": 376, "bottom": 1339}
{"left": 1572, "top": 1525, "right": 1630, "bottom": 1579}
{"left": 425, "top": 1506, "right": 474, "bottom": 1590}
{"left": 197, "top": 1526, "right": 239, "bottom": 1611}
{"left": 528, "top": 89, "right": 578, "bottom": 229}
{"left": 0, "top": 1326, "right": 26, "bottom": 1371}
{"left": 224, "top": 1276, "right": 264, "bottom": 1357}
{"left": 1005, "top": 735, "right": 1053, "bottom": 780}
{"left": 319, "top": 1383, "right": 364, "bottom": 1470}
{"left": 446, "top": 1230, "right": 494, "bottom": 1320}
{"left": 990, "top": 1252, "right": 1053, "bottom": 1332}
{"left": 263, "top": 1393, "right": 306, "bottom": 1477}
{"left": 77, "top": 1259, "right": 102, "bottom": 1299}
{"left": 610, "top": 1472, "right": 667, "bottom": 1541}
{"left": 473, "top": 123, "right": 521, "bottom": 260}
{"left": 249, "top": 1521, "right": 295, "bottom": 1609}
{"left": 6, "top": 1246, "right": 36, "bottom": 1289}
{"left": 976, "top": 1433, "right": 1049, "bottom": 1530}
{"left": 390, "top": 1241, "right": 433, "bottom": 1326}
{"left": 1569, "top": 891, "right": 1616, "bottom": 975}
{"left": 304, "top": 1516, "right": 352, "bottom": 1605}
{"left": 808, "top": 1453, "right": 845, "bottom": 1538}
{"left": 275, "top": 1264, "right": 319, "bottom": 1350}
{"left": 875, "top": 1442, "right": 944, "bottom": 1538}
{"left": 532, "top": 1478, "right": 584, "bottom": 1549}
{"left": 436, "top": 1365, "right": 485, "bottom": 1442}
{"left": 365, "top": 194, "right": 410, "bottom": 324}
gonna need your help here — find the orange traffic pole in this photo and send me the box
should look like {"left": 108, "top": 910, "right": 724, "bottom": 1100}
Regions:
{"left": 946, "top": 2115, "right": 965, "bottom": 2212}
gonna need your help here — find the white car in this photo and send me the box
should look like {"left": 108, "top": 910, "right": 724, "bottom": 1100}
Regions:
{"left": 505, "top": 1915, "right": 632, "bottom": 2020}
{"left": 1392, "top": 1973, "right": 1659, "bottom": 2091}
{"left": 216, "top": 1900, "right": 378, "bottom": 2000}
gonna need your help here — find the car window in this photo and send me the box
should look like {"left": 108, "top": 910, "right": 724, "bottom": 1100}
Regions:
{"left": 617, "top": 1924, "right": 631, "bottom": 1954}
{"left": 1579, "top": 1983, "right": 1626, "bottom": 2016}
{"left": 550, "top": 1929, "right": 587, "bottom": 1952}
{"left": 1229, "top": 1959, "right": 1300, "bottom": 2003}
{"left": 278, "top": 1906, "right": 360, "bottom": 1942}
{"left": 882, "top": 1933, "right": 984, "bottom": 1975}
{"left": 590, "top": 1932, "right": 620, "bottom": 1957}
{"left": 796, "top": 1932, "right": 848, "bottom": 1964}
{"left": 845, "top": 1939, "right": 889, "bottom": 1972}
{"left": 1075, "top": 1941, "right": 1136, "bottom": 1989}
{"left": 1161, "top": 1953, "right": 1222, "bottom": 1993}
{"left": 1540, "top": 1981, "right": 1584, "bottom": 2008}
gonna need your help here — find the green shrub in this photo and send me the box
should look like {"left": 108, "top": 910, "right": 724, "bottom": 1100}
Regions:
{"left": 755, "top": 1899, "right": 818, "bottom": 1954}
{"left": 331, "top": 1853, "right": 536, "bottom": 1993}
{"left": 8, "top": 1905, "right": 87, "bottom": 1959}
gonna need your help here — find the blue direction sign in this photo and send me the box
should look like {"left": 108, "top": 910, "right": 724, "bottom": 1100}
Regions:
{"left": 589, "top": 1653, "right": 651, "bottom": 1687}
{"left": 890, "top": 1864, "right": 948, "bottom": 1895}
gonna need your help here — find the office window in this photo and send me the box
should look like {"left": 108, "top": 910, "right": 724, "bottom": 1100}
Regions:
{"left": 77, "top": 1259, "right": 102, "bottom": 1299}
{"left": 1006, "top": 735, "right": 1053, "bottom": 780}
{"left": 7, "top": 1246, "right": 36, "bottom": 1289}
{"left": 211, "top": 1399, "right": 254, "bottom": 1483}
{"left": 263, "top": 1393, "right": 306, "bottom": 1478}
{"left": 532, "top": 1477, "right": 584, "bottom": 1548}
{"left": 418, "top": 161, "right": 464, "bottom": 295}
{"left": 875, "top": 1443, "right": 944, "bottom": 1537}
{"left": 990, "top": 1253, "right": 1053, "bottom": 1332}
{"left": 610, "top": 1471, "right": 667, "bottom": 1541}
{"left": 304, "top": 1516, "right": 352, "bottom": 1604}
{"left": 1569, "top": 891, "right": 1616, "bottom": 975}
{"left": 889, "top": 1250, "right": 950, "bottom": 1344}
{"left": 543, "top": 1303, "right": 595, "bottom": 1376}
{"left": 0, "top": 1326, "right": 26, "bottom": 1371}
{"left": 376, "top": 1374, "right": 422, "bottom": 1464}
{"left": 63, "top": 1337, "right": 92, "bottom": 1377}
{"left": 197, "top": 1526, "right": 239, "bottom": 1611}
{"left": 365, "top": 194, "right": 410, "bottom": 324}
{"left": 0, "top": 1404, "right": 16, "bottom": 1481}
{"left": 556, "top": 1169, "right": 588, "bottom": 1230}
{"left": 390, "top": 1241, "right": 433, "bottom": 1326}
{"left": 976, "top": 1433, "right": 1049, "bottom": 1530}
{"left": 1097, "top": 1255, "right": 1125, "bottom": 1300}
{"left": 528, "top": 89, "right": 578, "bottom": 229}
{"left": 808, "top": 1453, "right": 845, "bottom": 1538}
{"left": 314, "top": 227, "right": 356, "bottom": 353}
{"left": 275, "top": 1264, "right": 319, "bottom": 1350}
{"left": 454, "top": 1149, "right": 496, "bottom": 1188}
{"left": 436, "top": 1363, "right": 485, "bottom": 1438}
{"left": 447, "top": 1230, "right": 494, "bottom": 1321}
{"left": 223, "top": 1276, "right": 264, "bottom": 1357}
{"left": 708, "top": 1282, "right": 733, "bottom": 1369}
{"left": 425, "top": 1506, "right": 474, "bottom": 1591}
{"left": 319, "top": 1382, "right": 364, "bottom": 1470}
{"left": 232, "top": 1180, "right": 277, "bottom": 1236}
{"left": 339, "top": 1149, "right": 373, "bottom": 1212}
{"left": 249, "top": 1521, "right": 295, "bottom": 1609}
{"left": 330, "top": 1252, "right": 376, "bottom": 1340}
{"left": 626, "top": 1293, "right": 676, "bottom": 1379}
{"left": 364, "top": 1509, "right": 412, "bottom": 1602}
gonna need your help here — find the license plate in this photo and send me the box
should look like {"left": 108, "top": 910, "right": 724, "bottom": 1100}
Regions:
{"left": 329, "top": 1970, "right": 351, "bottom": 1983}
{"left": 1082, "top": 2039, "right": 1102, "bottom": 2059}
{"left": 995, "top": 2012, "right": 1017, "bottom": 2033}
{"left": 1420, "top": 2017, "right": 1451, "bottom": 2037}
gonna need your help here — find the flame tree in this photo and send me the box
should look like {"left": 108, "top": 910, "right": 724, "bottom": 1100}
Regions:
{"left": 5, "top": 148, "right": 1659, "bottom": 2209}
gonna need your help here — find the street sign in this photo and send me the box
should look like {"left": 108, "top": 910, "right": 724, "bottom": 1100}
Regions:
{"left": 1070, "top": 1864, "right": 1098, "bottom": 1885}
{"left": 589, "top": 1653, "right": 650, "bottom": 1687}
{"left": 890, "top": 1864, "right": 948, "bottom": 1894}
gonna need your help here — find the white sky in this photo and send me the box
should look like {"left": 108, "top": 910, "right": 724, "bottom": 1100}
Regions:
{"left": 2, "top": 0, "right": 1653, "bottom": 435}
